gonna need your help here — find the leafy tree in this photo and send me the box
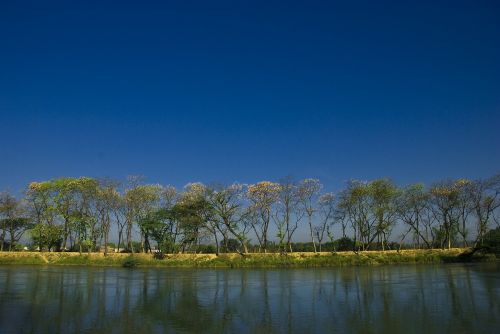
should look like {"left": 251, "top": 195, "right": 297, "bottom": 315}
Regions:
{"left": 31, "top": 223, "right": 64, "bottom": 251}
{"left": 0, "top": 192, "right": 33, "bottom": 251}
{"left": 124, "top": 179, "right": 162, "bottom": 253}
{"left": 337, "top": 180, "right": 371, "bottom": 251}
{"left": 96, "top": 179, "right": 122, "bottom": 255}
{"left": 368, "top": 179, "right": 398, "bottom": 250}
{"left": 171, "top": 183, "right": 213, "bottom": 253}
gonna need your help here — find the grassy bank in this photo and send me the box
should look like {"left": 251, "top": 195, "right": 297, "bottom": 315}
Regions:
{"left": 0, "top": 248, "right": 491, "bottom": 268}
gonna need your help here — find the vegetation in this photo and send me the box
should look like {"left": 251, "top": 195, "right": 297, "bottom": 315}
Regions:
{"left": 460, "top": 226, "right": 500, "bottom": 261}
{"left": 481, "top": 227, "right": 500, "bottom": 255}
{"left": 0, "top": 174, "right": 499, "bottom": 257}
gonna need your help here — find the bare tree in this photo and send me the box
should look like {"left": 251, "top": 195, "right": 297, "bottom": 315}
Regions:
{"left": 247, "top": 181, "right": 281, "bottom": 253}
{"left": 396, "top": 183, "right": 432, "bottom": 248}
{"left": 297, "top": 179, "right": 322, "bottom": 253}
{"left": 469, "top": 175, "right": 500, "bottom": 246}
{"left": 207, "top": 183, "right": 249, "bottom": 254}
{"left": 429, "top": 181, "right": 462, "bottom": 249}
{"left": 316, "top": 192, "right": 335, "bottom": 252}
{"left": 272, "top": 178, "right": 302, "bottom": 253}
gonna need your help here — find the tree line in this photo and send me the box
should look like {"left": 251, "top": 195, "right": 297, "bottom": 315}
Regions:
{"left": 0, "top": 174, "right": 499, "bottom": 254}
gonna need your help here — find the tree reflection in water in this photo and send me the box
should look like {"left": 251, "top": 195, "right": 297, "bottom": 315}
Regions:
{"left": 0, "top": 263, "right": 499, "bottom": 333}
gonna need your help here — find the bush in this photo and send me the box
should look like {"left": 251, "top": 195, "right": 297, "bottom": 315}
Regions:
{"left": 158, "top": 240, "right": 179, "bottom": 253}
{"left": 335, "top": 237, "right": 355, "bottom": 251}
{"left": 153, "top": 251, "right": 165, "bottom": 260}
{"left": 198, "top": 244, "right": 217, "bottom": 254}
{"left": 122, "top": 256, "right": 140, "bottom": 268}
{"left": 481, "top": 227, "right": 500, "bottom": 256}
{"left": 220, "top": 239, "right": 240, "bottom": 253}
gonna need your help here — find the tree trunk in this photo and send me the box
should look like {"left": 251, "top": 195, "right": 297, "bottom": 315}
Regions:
{"left": 0, "top": 230, "right": 5, "bottom": 251}
{"left": 214, "top": 230, "right": 219, "bottom": 255}
{"left": 308, "top": 215, "right": 317, "bottom": 253}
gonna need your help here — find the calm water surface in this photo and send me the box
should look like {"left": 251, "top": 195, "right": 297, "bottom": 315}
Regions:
{"left": 0, "top": 263, "right": 499, "bottom": 333}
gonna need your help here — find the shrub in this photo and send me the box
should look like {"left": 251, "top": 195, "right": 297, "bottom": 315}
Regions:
{"left": 335, "top": 237, "right": 355, "bottom": 251}
{"left": 198, "top": 244, "right": 217, "bottom": 254}
{"left": 153, "top": 251, "right": 165, "bottom": 260}
{"left": 480, "top": 227, "right": 500, "bottom": 256}
{"left": 122, "top": 256, "right": 140, "bottom": 268}
{"left": 220, "top": 239, "right": 240, "bottom": 253}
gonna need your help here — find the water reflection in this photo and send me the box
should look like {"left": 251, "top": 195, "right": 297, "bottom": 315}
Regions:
{"left": 0, "top": 263, "right": 499, "bottom": 333}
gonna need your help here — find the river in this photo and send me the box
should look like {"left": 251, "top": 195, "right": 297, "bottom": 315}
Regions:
{"left": 0, "top": 263, "right": 499, "bottom": 333}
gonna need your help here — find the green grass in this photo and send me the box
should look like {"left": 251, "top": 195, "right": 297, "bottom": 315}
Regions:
{"left": 0, "top": 248, "right": 488, "bottom": 268}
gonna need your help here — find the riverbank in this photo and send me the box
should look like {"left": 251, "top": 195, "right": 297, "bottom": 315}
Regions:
{"left": 0, "top": 248, "right": 493, "bottom": 268}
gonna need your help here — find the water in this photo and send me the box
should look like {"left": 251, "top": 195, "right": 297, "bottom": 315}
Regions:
{"left": 0, "top": 263, "right": 499, "bottom": 333}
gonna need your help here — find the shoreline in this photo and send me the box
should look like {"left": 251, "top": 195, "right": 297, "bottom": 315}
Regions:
{"left": 0, "top": 248, "right": 492, "bottom": 268}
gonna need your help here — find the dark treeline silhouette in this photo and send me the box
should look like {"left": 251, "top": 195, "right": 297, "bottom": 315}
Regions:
{"left": 0, "top": 174, "right": 499, "bottom": 254}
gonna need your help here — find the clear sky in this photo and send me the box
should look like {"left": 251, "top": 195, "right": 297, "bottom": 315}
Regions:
{"left": 1, "top": 0, "right": 499, "bottom": 194}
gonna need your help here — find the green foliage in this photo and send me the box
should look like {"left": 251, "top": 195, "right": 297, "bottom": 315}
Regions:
{"left": 3, "top": 173, "right": 500, "bottom": 257}
{"left": 30, "top": 223, "right": 64, "bottom": 251}
{"left": 122, "top": 256, "right": 140, "bottom": 268}
{"left": 479, "top": 227, "right": 500, "bottom": 256}
{"left": 220, "top": 239, "right": 240, "bottom": 252}
{"left": 198, "top": 244, "right": 217, "bottom": 254}
{"left": 335, "top": 237, "right": 356, "bottom": 251}
{"left": 171, "top": 191, "right": 213, "bottom": 250}
{"left": 158, "top": 239, "right": 180, "bottom": 253}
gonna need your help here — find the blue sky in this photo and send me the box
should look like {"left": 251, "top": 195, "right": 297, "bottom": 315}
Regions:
{"left": 1, "top": 0, "right": 499, "bottom": 194}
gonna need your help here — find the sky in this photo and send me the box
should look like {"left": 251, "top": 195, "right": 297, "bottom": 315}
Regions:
{"left": 1, "top": 0, "right": 499, "bottom": 195}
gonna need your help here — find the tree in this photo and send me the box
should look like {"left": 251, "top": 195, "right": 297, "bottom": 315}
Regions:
{"left": 30, "top": 223, "right": 64, "bottom": 251}
{"left": 69, "top": 177, "right": 100, "bottom": 253}
{"left": 247, "top": 181, "right": 281, "bottom": 253}
{"left": 172, "top": 183, "right": 213, "bottom": 253}
{"left": 50, "top": 178, "right": 81, "bottom": 250}
{"left": 26, "top": 181, "right": 57, "bottom": 227}
{"left": 1, "top": 172, "right": 497, "bottom": 255}
{"left": 455, "top": 179, "right": 474, "bottom": 246}
{"left": 396, "top": 183, "right": 432, "bottom": 248}
{"left": 272, "top": 178, "right": 302, "bottom": 253}
{"left": 0, "top": 192, "right": 16, "bottom": 251}
{"left": 26, "top": 177, "right": 101, "bottom": 253}
{"left": 429, "top": 181, "right": 461, "bottom": 249}
{"left": 317, "top": 192, "right": 335, "bottom": 252}
{"left": 125, "top": 181, "right": 162, "bottom": 253}
{"left": 139, "top": 208, "right": 172, "bottom": 253}
{"left": 95, "top": 179, "right": 122, "bottom": 255}
{"left": 468, "top": 174, "right": 500, "bottom": 247}
{"left": 207, "top": 183, "right": 249, "bottom": 254}
{"left": 337, "top": 180, "right": 371, "bottom": 251}
{"left": 368, "top": 179, "right": 398, "bottom": 250}
{"left": 297, "top": 179, "right": 322, "bottom": 253}
{"left": 136, "top": 186, "right": 181, "bottom": 254}
{"left": 0, "top": 192, "right": 33, "bottom": 251}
